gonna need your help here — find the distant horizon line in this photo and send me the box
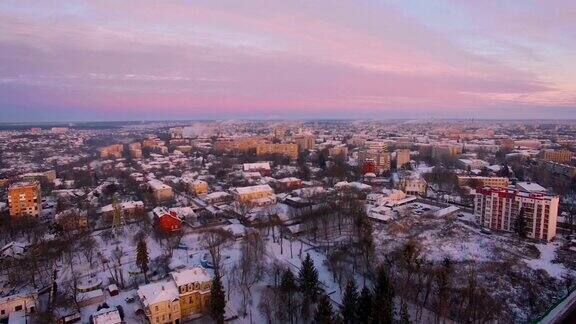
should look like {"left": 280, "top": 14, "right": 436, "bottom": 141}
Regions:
{"left": 3, "top": 117, "right": 576, "bottom": 125}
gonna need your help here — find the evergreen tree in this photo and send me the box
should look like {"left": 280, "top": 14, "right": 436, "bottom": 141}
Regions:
{"left": 314, "top": 294, "right": 334, "bottom": 324}
{"left": 340, "top": 280, "right": 359, "bottom": 324}
{"left": 400, "top": 301, "right": 411, "bottom": 324}
{"left": 210, "top": 272, "right": 226, "bottom": 324}
{"left": 373, "top": 267, "right": 394, "bottom": 324}
{"left": 356, "top": 287, "right": 373, "bottom": 324}
{"left": 318, "top": 153, "right": 327, "bottom": 170}
{"left": 280, "top": 269, "right": 298, "bottom": 323}
{"left": 499, "top": 163, "right": 510, "bottom": 177}
{"left": 135, "top": 237, "right": 149, "bottom": 283}
{"left": 299, "top": 253, "right": 320, "bottom": 302}
{"left": 514, "top": 208, "right": 528, "bottom": 239}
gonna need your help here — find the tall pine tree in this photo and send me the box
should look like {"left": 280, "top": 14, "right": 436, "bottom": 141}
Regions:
{"left": 135, "top": 237, "right": 149, "bottom": 283}
{"left": 373, "top": 267, "right": 394, "bottom": 324}
{"left": 340, "top": 280, "right": 359, "bottom": 324}
{"left": 299, "top": 253, "right": 320, "bottom": 302}
{"left": 314, "top": 294, "right": 334, "bottom": 324}
{"left": 281, "top": 269, "right": 298, "bottom": 324}
{"left": 210, "top": 272, "right": 226, "bottom": 324}
{"left": 356, "top": 286, "right": 373, "bottom": 324}
{"left": 514, "top": 208, "right": 528, "bottom": 239}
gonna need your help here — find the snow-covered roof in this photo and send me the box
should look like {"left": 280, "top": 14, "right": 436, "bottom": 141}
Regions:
{"left": 92, "top": 306, "right": 122, "bottom": 324}
{"left": 231, "top": 184, "right": 274, "bottom": 195}
{"left": 516, "top": 181, "right": 546, "bottom": 193}
{"left": 99, "top": 200, "right": 144, "bottom": 213}
{"left": 148, "top": 179, "right": 171, "bottom": 190}
{"left": 243, "top": 162, "right": 271, "bottom": 171}
{"left": 435, "top": 205, "right": 460, "bottom": 217}
{"left": 278, "top": 177, "right": 301, "bottom": 183}
{"left": 171, "top": 267, "right": 212, "bottom": 287}
{"left": 138, "top": 280, "right": 180, "bottom": 306}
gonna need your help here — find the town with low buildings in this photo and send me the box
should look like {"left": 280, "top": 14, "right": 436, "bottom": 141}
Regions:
{"left": 1, "top": 120, "right": 576, "bottom": 323}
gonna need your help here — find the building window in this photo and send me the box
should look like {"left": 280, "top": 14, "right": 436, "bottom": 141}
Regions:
{"left": 15, "top": 305, "right": 23, "bottom": 311}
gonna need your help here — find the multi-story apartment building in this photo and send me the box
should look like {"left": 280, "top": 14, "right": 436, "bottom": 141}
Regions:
{"left": 543, "top": 161, "right": 576, "bottom": 178}
{"left": 214, "top": 138, "right": 266, "bottom": 152}
{"left": 256, "top": 143, "right": 298, "bottom": 160}
{"left": 137, "top": 280, "right": 182, "bottom": 324}
{"left": 396, "top": 149, "right": 411, "bottom": 168}
{"left": 358, "top": 149, "right": 391, "bottom": 173}
{"left": 8, "top": 181, "right": 42, "bottom": 218}
{"left": 129, "top": 142, "right": 143, "bottom": 159}
{"left": 99, "top": 144, "right": 124, "bottom": 159}
{"left": 457, "top": 176, "right": 510, "bottom": 188}
{"left": 294, "top": 135, "right": 315, "bottom": 151}
{"left": 474, "top": 186, "right": 559, "bottom": 241}
{"left": 20, "top": 170, "right": 57, "bottom": 183}
{"left": 231, "top": 184, "right": 276, "bottom": 207}
{"left": 541, "top": 149, "right": 574, "bottom": 164}
{"left": 432, "top": 144, "right": 463, "bottom": 159}
{"left": 171, "top": 268, "right": 212, "bottom": 319}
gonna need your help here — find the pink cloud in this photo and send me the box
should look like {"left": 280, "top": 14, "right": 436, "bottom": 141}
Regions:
{"left": 0, "top": 0, "right": 574, "bottom": 121}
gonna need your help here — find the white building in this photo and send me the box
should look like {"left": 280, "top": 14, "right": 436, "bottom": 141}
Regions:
{"left": 474, "top": 186, "right": 559, "bottom": 241}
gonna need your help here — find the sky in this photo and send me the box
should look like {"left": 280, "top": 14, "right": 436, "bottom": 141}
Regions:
{"left": 0, "top": 0, "right": 575, "bottom": 122}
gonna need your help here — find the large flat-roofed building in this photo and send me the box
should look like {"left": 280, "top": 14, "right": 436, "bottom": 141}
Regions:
{"left": 99, "top": 144, "right": 124, "bottom": 159}
{"left": 214, "top": 138, "right": 266, "bottom": 152}
{"left": 457, "top": 176, "right": 510, "bottom": 188}
{"left": 474, "top": 186, "right": 559, "bottom": 241}
{"left": 256, "top": 143, "right": 298, "bottom": 160}
{"left": 8, "top": 181, "right": 42, "bottom": 218}
{"left": 432, "top": 144, "right": 463, "bottom": 159}
{"left": 294, "top": 135, "right": 315, "bottom": 151}
{"left": 543, "top": 161, "right": 576, "bottom": 178}
{"left": 358, "top": 149, "right": 391, "bottom": 173}
{"left": 541, "top": 149, "right": 573, "bottom": 164}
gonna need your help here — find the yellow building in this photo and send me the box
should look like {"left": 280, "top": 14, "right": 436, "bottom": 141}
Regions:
{"left": 190, "top": 180, "right": 209, "bottom": 195}
{"left": 457, "top": 176, "right": 509, "bottom": 188}
{"left": 294, "top": 135, "right": 315, "bottom": 151}
{"left": 138, "top": 267, "right": 213, "bottom": 323}
{"left": 171, "top": 267, "right": 212, "bottom": 319}
{"left": 231, "top": 184, "right": 276, "bottom": 207}
{"left": 256, "top": 143, "right": 298, "bottom": 160}
{"left": 99, "top": 144, "right": 124, "bottom": 159}
{"left": 395, "top": 149, "right": 411, "bottom": 168}
{"left": 137, "top": 280, "right": 182, "bottom": 324}
{"left": 542, "top": 149, "right": 573, "bottom": 164}
{"left": 8, "top": 181, "right": 42, "bottom": 218}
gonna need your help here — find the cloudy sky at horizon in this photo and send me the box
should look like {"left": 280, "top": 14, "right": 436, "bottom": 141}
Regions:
{"left": 1, "top": 0, "right": 575, "bottom": 122}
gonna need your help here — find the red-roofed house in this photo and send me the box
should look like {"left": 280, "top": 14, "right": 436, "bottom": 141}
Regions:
{"left": 153, "top": 207, "right": 182, "bottom": 232}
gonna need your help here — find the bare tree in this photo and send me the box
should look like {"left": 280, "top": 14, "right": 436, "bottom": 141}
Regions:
{"left": 80, "top": 235, "right": 98, "bottom": 268}
{"left": 200, "top": 228, "right": 234, "bottom": 274}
